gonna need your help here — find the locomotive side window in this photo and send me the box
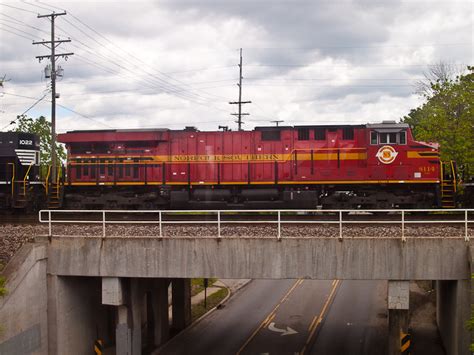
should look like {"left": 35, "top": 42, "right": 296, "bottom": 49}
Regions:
{"left": 370, "top": 131, "right": 377, "bottom": 145}
{"left": 100, "top": 159, "right": 105, "bottom": 175}
{"left": 298, "top": 128, "right": 310, "bottom": 141}
{"left": 399, "top": 131, "right": 407, "bottom": 144}
{"left": 374, "top": 131, "right": 406, "bottom": 145}
{"left": 342, "top": 127, "right": 354, "bottom": 140}
{"left": 314, "top": 128, "right": 326, "bottom": 140}
{"left": 379, "top": 133, "right": 397, "bottom": 144}
{"left": 125, "top": 162, "right": 131, "bottom": 176}
{"left": 83, "top": 160, "right": 89, "bottom": 175}
{"left": 261, "top": 130, "right": 281, "bottom": 141}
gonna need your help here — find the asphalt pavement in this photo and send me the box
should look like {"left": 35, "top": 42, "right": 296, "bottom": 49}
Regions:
{"left": 157, "top": 279, "right": 298, "bottom": 355}
{"left": 308, "top": 280, "right": 388, "bottom": 355}
{"left": 157, "top": 279, "right": 436, "bottom": 355}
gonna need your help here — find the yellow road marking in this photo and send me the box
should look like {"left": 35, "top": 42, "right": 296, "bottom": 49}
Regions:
{"left": 236, "top": 279, "right": 304, "bottom": 355}
{"left": 301, "top": 280, "right": 341, "bottom": 355}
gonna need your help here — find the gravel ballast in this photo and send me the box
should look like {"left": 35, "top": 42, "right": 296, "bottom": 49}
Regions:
{"left": 1, "top": 222, "right": 472, "bottom": 267}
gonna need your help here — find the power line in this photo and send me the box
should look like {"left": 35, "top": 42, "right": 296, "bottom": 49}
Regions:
{"left": 0, "top": 21, "right": 42, "bottom": 39}
{"left": 0, "top": 18, "right": 235, "bottom": 117}
{"left": 2, "top": 92, "right": 112, "bottom": 128}
{"left": 0, "top": 14, "right": 50, "bottom": 35}
{"left": 21, "top": 1, "right": 225, "bottom": 104}
{"left": 0, "top": 3, "right": 38, "bottom": 14}
{"left": 246, "top": 63, "right": 467, "bottom": 68}
{"left": 1, "top": 91, "right": 50, "bottom": 130}
{"left": 56, "top": 16, "right": 223, "bottom": 104}
{"left": 21, "top": 0, "right": 53, "bottom": 12}
{"left": 243, "top": 43, "right": 472, "bottom": 50}
{"left": 0, "top": 26, "right": 36, "bottom": 41}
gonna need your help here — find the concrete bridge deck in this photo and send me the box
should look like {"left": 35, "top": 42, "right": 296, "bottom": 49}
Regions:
{"left": 46, "top": 236, "right": 471, "bottom": 280}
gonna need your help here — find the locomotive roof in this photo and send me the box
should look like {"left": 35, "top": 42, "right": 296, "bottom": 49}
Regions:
{"left": 62, "top": 121, "right": 407, "bottom": 135}
{"left": 366, "top": 122, "right": 409, "bottom": 129}
{"left": 64, "top": 128, "right": 169, "bottom": 133}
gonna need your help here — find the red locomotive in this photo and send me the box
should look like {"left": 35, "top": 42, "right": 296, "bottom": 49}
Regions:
{"left": 57, "top": 121, "right": 456, "bottom": 209}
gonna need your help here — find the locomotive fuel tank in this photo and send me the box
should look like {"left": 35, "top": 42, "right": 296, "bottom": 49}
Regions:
{"left": 241, "top": 188, "right": 279, "bottom": 201}
{"left": 192, "top": 189, "right": 232, "bottom": 201}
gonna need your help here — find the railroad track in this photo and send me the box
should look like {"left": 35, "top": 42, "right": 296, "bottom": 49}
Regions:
{"left": 2, "top": 210, "right": 473, "bottom": 225}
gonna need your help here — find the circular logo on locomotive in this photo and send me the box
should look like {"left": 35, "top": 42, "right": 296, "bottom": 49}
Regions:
{"left": 376, "top": 145, "right": 398, "bottom": 164}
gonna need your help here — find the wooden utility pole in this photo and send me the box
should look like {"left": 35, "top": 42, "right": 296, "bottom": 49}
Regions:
{"left": 229, "top": 48, "right": 251, "bottom": 131}
{"left": 33, "top": 12, "right": 73, "bottom": 181}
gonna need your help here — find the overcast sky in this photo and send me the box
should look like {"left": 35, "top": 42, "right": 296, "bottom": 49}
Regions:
{"left": 0, "top": 0, "right": 472, "bottom": 133}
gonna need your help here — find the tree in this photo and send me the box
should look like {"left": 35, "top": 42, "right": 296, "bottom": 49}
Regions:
{"left": 403, "top": 66, "right": 474, "bottom": 178}
{"left": 10, "top": 115, "right": 66, "bottom": 177}
{"left": 414, "top": 61, "right": 463, "bottom": 97}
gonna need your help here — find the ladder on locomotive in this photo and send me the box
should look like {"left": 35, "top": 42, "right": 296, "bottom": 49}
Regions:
{"left": 440, "top": 161, "right": 456, "bottom": 208}
{"left": 45, "top": 165, "right": 64, "bottom": 209}
{"left": 8, "top": 162, "right": 34, "bottom": 209}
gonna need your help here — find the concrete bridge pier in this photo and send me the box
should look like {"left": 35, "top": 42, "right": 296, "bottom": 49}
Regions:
{"left": 102, "top": 277, "right": 172, "bottom": 354}
{"left": 436, "top": 279, "right": 471, "bottom": 355}
{"left": 387, "top": 281, "right": 410, "bottom": 355}
{"left": 171, "top": 278, "right": 192, "bottom": 333}
{"left": 47, "top": 275, "right": 114, "bottom": 355}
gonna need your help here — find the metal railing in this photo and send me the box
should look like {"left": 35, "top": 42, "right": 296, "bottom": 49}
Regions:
{"left": 38, "top": 209, "right": 474, "bottom": 241}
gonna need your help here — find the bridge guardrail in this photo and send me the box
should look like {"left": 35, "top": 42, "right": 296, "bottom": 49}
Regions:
{"left": 38, "top": 209, "right": 474, "bottom": 242}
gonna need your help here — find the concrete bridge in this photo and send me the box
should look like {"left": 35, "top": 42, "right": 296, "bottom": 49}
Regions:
{"left": 0, "top": 209, "right": 473, "bottom": 355}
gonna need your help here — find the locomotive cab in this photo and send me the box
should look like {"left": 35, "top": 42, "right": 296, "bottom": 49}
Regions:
{"left": 0, "top": 132, "right": 41, "bottom": 209}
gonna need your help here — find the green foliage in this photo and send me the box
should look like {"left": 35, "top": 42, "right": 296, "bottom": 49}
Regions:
{"left": 0, "top": 276, "right": 6, "bottom": 298}
{"left": 10, "top": 115, "right": 66, "bottom": 177}
{"left": 403, "top": 66, "right": 474, "bottom": 178}
{"left": 191, "top": 278, "right": 217, "bottom": 296}
{"left": 191, "top": 287, "right": 228, "bottom": 321}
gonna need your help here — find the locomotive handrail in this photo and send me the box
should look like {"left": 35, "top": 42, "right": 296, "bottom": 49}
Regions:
{"left": 451, "top": 160, "right": 457, "bottom": 192}
{"left": 7, "top": 163, "right": 15, "bottom": 196}
{"left": 21, "top": 162, "right": 34, "bottom": 195}
{"left": 38, "top": 208, "right": 473, "bottom": 242}
{"left": 45, "top": 165, "right": 52, "bottom": 195}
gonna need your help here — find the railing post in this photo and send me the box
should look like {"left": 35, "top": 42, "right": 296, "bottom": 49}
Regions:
{"left": 159, "top": 211, "right": 162, "bottom": 237}
{"left": 401, "top": 210, "right": 406, "bottom": 243}
{"left": 465, "top": 210, "right": 469, "bottom": 242}
{"left": 277, "top": 210, "right": 281, "bottom": 240}
{"left": 102, "top": 211, "right": 106, "bottom": 238}
{"left": 339, "top": 211, "right": 343, "bottom": 241}
{"left": 48, "top": 210, "right": 52, "bottom": 237}
{"left": 217, "top": 211, "right": 221, "bottom": 238}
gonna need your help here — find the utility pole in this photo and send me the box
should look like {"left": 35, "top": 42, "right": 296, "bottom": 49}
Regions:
{"left": 229, "top": 48, "right": 251, "bottom": 131}
{"left": 33, "top": 12, "right": 73, "bottom": 181}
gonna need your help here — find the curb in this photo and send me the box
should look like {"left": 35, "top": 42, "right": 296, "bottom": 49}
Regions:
{"left": 155, "top": 279, "right": 252, "bottom": 354}
{"left": 192, "top": 279, "right": 252, "bottom": 325}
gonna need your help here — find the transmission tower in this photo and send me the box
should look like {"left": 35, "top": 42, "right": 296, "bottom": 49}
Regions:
{"left": 229, "top": 48, "right": 251, "bottom": 131}
{"left": 33, "top": 11, "right": 73, "bottom": 181}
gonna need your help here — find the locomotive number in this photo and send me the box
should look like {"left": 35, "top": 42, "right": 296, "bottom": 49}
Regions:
{"left": 418, "top": 166, "right": 435, "bottom": 173}
{"left": 19, "top": 139, "right": 33, "bottom": 145}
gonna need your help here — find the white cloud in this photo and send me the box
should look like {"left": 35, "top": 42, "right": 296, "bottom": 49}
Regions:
{"left": 0, "top": 0, "right": 472, "bottom": 132}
